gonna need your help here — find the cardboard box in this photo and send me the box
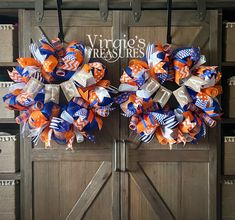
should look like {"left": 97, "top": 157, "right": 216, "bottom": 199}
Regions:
{"left": 0, "top": 82, "right": 15, "bottom": 119}
{"left": 228, "top": 77, "right": 235, "bottom": 118}
{"left": 0, "top": 24, "right": 17, "bottom": 62}
{"left": 224, "top": 136, "right": 235, "bottom": 175}
{"left": 0, "top": 180, "right": 19, "bottom": 220}
{"left": 0, "top": 133, "right": 19, "bottom": 173}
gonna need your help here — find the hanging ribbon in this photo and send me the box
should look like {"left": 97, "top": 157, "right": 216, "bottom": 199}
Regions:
{"left": 57, "top": 0, "right": 64, "bottom": 42}
{"left": 167, "top": 0, "right": 172, "bottom": 44}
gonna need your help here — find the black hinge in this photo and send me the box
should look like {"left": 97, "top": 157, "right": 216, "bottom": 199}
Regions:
{"left": 35, "top": 0, "right": 44, "bottom": 23}
{"left": 99, "top": 0, "right": 108, "bottom": 22}
{"left": 131, "top": 0, "right": 141, "bottom": 22}
{"left": 196, "top": 0, "right": 206, "bottom": 21}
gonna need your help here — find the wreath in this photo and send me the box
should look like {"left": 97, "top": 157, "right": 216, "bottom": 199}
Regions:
{"left": 115, "top": 43, "right": 222, "bottom": 146}
{"left": 3, "top": 36, "right": 116, "bottom": 150}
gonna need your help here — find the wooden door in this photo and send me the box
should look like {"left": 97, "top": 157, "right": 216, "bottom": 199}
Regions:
{"left": 119, "top": 10, "right": 219, "bottom": 220}
{"left": 19, "top": 9, "right": 219, "bottom": 220}
{"left": 19, "top": 10, "right": 121, "bottom": 220}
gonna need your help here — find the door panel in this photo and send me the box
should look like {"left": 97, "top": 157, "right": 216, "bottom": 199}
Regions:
{"left": 120, "top": 10, "right": 218, "bottom": 220}
{"left": 140, "top": 162, "right": 209, "bottom": 220}
{"left": 20, "top": 10, "right": 120, "bottom": 220}
{"left": 34, "top": 161, "right": 103, "bottom": 220}
{"left": 34, "top": 161, "right": 113, "bottom": 220}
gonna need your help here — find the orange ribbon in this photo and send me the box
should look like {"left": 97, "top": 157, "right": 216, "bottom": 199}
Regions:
{"left": 201, "top": 85, "right": 222, "bottom": 98}
{"left": 17, "top": 56, "right": 58, "bottom": 82}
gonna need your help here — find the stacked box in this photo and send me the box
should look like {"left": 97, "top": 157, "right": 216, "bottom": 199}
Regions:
{"left": 224, "top": 136, "right": 235, "bottom": 175}
{"left": 0, "top": 134, "right": 19, "bottom": 173}
{"left": 0, "top": 82, "right": 15, "bottom": 119}
{"left": 0, "top": 180, "right": 19, "bottom": 220}
{"left": 0, "top": 24, "right": 17, "bottom": 62}
{"left": 225, "top": 22, "right": 235, "bottom": 61}
{"left": 228, "top": 77, "right": 235, "bottom": 118}
{"left": 222, "top": 180, "right": 235, "bottom": 219}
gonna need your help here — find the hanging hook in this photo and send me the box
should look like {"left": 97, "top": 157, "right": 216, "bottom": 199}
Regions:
{"left": 166, "top": 0, "right": 172, "bottom": 44}
{"left": 57, "top": 0, "right": 64, "bottom": 42}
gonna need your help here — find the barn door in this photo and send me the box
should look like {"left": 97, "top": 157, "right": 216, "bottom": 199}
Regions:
{"left": 19, "top": 10, "right": 121, "bottom": 220}
{"left": 19, "top": 9, "right": 219, "bottom": 220}
{"left": 118, "top": 10, "right": 219, "bottom": 220}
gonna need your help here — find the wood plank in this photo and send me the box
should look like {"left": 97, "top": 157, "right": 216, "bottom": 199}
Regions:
{"left": 128, "top": 10, "right": 210, "bottom": 27}
{"left": 191, "top": 22, "right": 209, "bottom": 48}
{"left": 66, "top": 162, "right": 112, "bottom": 220}
{"left": 181, "top": 162, "right": 209, "bottom": 220}
{"left": 18, "top": 9, "right": 33, "bottom": 220}
{"left": 130, "top": 176, "right": 160, "bottom": 220}
{"left": 120, "top": 140, "right": 128, "bottom": 171}
{"left": 32, "top": 149, "right": 112, "bottom": 161}
{"left": 112, "top": 172, "right": 120, "bottom": 220}
{"left": 30, "top": 10, "right": 113, "bottom": 26}
{"left": 34, "top": 162, "right": 60, "bottom": 220}
{"left": 140, "top": 162, "right": 181, "bottom": 219}
{"left": 60, "top": 161, "right": 102, "bottom": 220}
{"left": 110, "top": 4, "right": 121, "bottom": 206}
{"left": 1, "top": 1, "right": 235, "bottom": 10}
{"left": 209, "top": 10, "right": 219, "bottom": 220}
{"left": 18, "top": 10, "right": 25, "bottom": 220}
{"left": 83, "top": 177, "right": 112, "bottom": 220}
{"left": 130, "top": 165, "right": 175, "bottom": 220}
{"left": 129, "top": 149, "right": 210, "bottom": 162}
{"left": 121, "top": 172, "right": 129, "bottom": 220}
{"left": 129, "top": 26, "right": 204, "bottom": 53}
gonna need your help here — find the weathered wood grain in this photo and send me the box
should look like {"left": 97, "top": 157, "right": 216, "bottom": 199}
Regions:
{"left": 66, "top": 162, "right": 112, "bottom": 220}
{"left": 130, "top": 164, "right": 175, "bottom": 220}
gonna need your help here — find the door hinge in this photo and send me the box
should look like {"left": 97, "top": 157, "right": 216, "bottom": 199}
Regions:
{"left": 131, "top": 0, "right": 141, "bottom": 22}
{"left": 196, "top": 0, "right": 206, "bottom": 21}
{"left": 99, "top": 0, "right": 108, "bottom": 22}
{"left": 35, "top": 0, "right": 44, "bottom": 23}
{"left": 113, "top": 139, "right": 128, "bottom": 172}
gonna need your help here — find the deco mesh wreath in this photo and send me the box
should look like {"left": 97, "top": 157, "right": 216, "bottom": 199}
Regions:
{"left": 115, "top": 43, "right": 222, "bottom": 146}
{"left": 3, "top": 36, "right": 116, "bottom": 149}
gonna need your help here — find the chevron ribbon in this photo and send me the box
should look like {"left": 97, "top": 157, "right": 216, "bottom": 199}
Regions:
{"left": 61, "top": 59, "right": 80, "bottom": 71}
{"left": 8, "top": 68, "right": 28, "bottom": 83}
